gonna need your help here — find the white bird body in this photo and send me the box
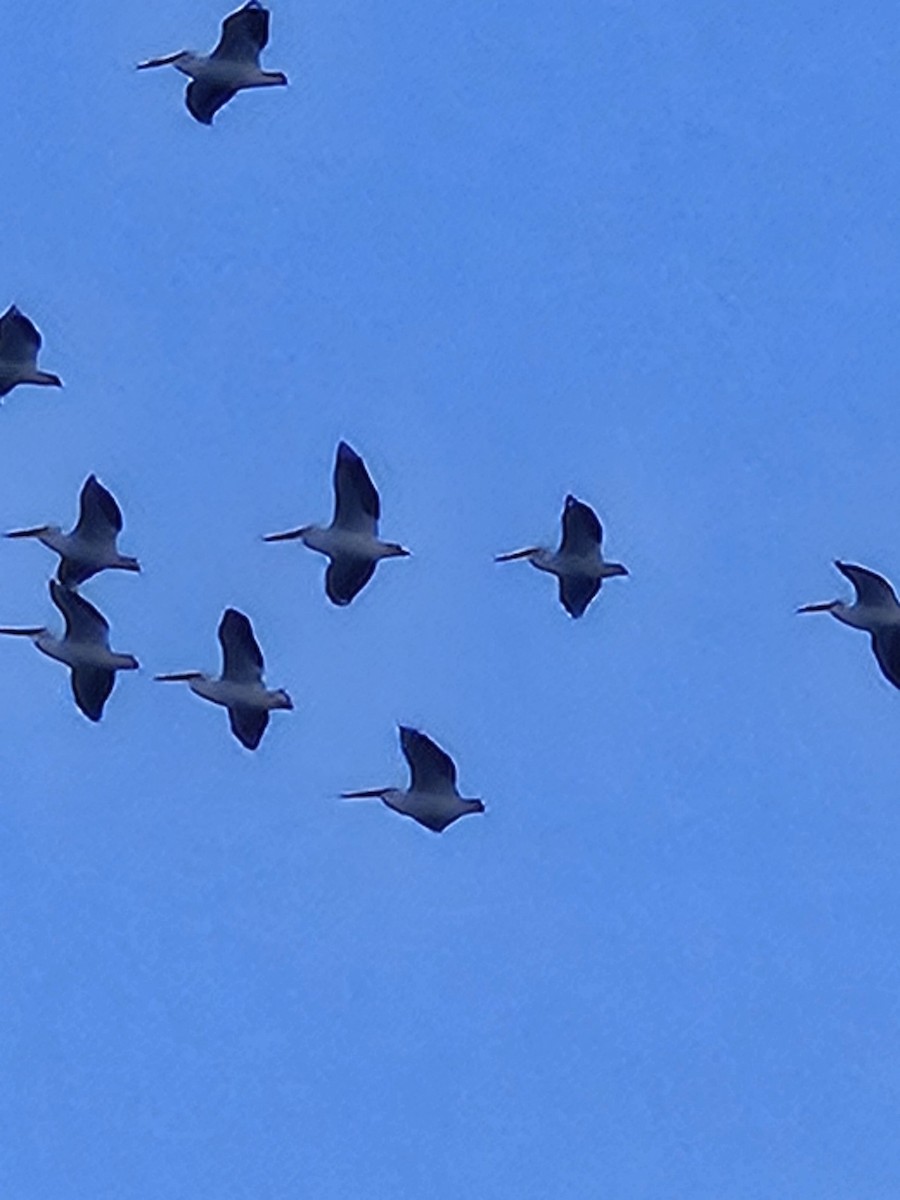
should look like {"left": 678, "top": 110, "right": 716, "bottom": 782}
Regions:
{"left": 0, "top": 306, "right": 62, "bottom": 399}
{"left": 138, "top": 1, "right": 287, "bottom": 125}
{"left": 342, "top": 726, "right": 484, "bottom": 834}
{"left": 0, "top": 582, "right": 138, "bottom": 721}
{"left": 6, "top": 475, "right": 139, "bottom": 588}
{"left": 167, "top": 51, "right": 278, "bottom": 89}
{"left": 155, "top": 609, "right": 292, "bottom": 749}
{"left": 34, "top": 634, "right": 136, "bottom": 674}
{"left": 265, "top": 441, "right": 409, "bottom": 606}
{"left": 799, "top": 561, "right": 900, "bottom": 689}
{"left": 298, "top": 525, "right": 397, "bottom": 561}
{"left": 183, "top": 675, "right": 287, "bottom": 711}
{"left": 496, "top": 494, "right": 628, "bottom": 618}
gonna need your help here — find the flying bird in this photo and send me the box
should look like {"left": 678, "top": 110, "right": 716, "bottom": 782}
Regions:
{"left": 137, "top": 1, "right": 287, "bottom": 125}
{"left": 496, "top": 494, "right": 628, "bottom": 618}
{"left": 264, "top": 442, "right": 410, "bottom": 607}
{"left": 155, "top": 608, "right": 292, "bottom": 749}
{"left": 6, "top": 475, "right": 140, "bottom": 588}
{"left": 342, "top": 726, "right": 484, "bottom": 833}
{"left": 0, "top": 581, "right": 138, "bottom": 721}
{"left": 0, "top": 306, "right": 62, "bottom": 400}
{"left": 799, "top": 560, "right": 900, "bottom": 690}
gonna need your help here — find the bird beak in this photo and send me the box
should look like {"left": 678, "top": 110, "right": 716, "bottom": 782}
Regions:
{"left": 796, "top": 602, "right": 836, "bottom": 613}
{"left": 340, "top": 788, "right": 388, "bottom": 799}
{"left": 263, "top": 526, "right": 311, "bottom": 542}
{"left": 0, "top": 626, "right": 45, "bottom": 636}
{"left": 153, "top": 671, "right": 201, "bottom": 681}
{"left": 495, "top": 547, "right": 538, "bottom": 562}
{"left": 4, "top": 526, "right": 50, "bottom": 539}
{"left": 136, "top": 52, "right": 184, "bottom": 69}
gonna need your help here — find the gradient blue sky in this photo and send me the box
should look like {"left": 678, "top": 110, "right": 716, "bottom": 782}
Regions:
{"left": 2, "top": 1, "right": 900, "bottom": 1196}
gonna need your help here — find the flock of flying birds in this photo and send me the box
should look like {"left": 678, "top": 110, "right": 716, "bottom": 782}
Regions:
{"left": 4, "top": 1, "right": 899, "bottom": 829}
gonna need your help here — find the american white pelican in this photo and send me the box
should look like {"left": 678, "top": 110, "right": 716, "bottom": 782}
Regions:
{"left": 799, "top": 561, "right": 900, "bottom": 689}
{"left": 155, "top": 608, "right": 292, "bottom": 749}
{"left": 342, "top": 726, "right": 484, "bottom": 833}
{"left": 264, "top": 442, "right": 410, "bottom": 607}
{"left": 6, "top": 475, "right": 140, "bottom": 588}
{"left": 496, "top": 494, "right": 628, "bottom": 618}
{"left": 0, "top": 581, "right": 138, "bottom": 722}
{"left": 0, "top": 306, "right": 62, "bottom": 400}
{"left": 137, "top": 1, "right": 287, "bottom": 125}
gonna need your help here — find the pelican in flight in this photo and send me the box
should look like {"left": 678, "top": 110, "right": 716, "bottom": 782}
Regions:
{"left": 342, "top": 726, "right": 484, "bottom": 833}
{"left": 138, "top": 1, "right": 287, "bottom": 125}
{"left": 155, "top": 609, "right": 292, "bottom": 749}
{"left": 6, "top": 475, "right": 140, "bottom": 588}
{"left": 264, "top": 442, "right": 410, "bottom": 607}
{"left": 799, "top": 561, "right": 900, "bottom": 689}
{"left": 0, "top": 305, "right": 62, "bottom": 400}
{"left": 0, "top": 582, "right": 138, "bottom": 721}
{"left": 496, "top": 494, "right": 628, "bottom": 618}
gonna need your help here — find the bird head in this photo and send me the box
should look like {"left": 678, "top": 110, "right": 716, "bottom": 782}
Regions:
{"left": 0, "top": 625, "right": 48, "bottom": 641}
{"left": 136, "top": 50, "right": 191, "bottom": 70}
{"left": 5, "top": 523, "right": 60, "bottom": 541}
{"left": 495, "top": 546, "right": 539, "bottom": 563}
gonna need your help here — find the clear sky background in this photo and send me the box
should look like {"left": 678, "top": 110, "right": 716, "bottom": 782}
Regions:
{"left": 2, "top": 1, "right": 900, "bottom": 1196}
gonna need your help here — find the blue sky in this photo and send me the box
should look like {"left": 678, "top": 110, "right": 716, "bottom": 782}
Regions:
{"left": 3, "top": 1, "right": 900, "bottom": 1195}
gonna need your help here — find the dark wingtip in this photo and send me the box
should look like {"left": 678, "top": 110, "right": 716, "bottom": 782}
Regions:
{"left": 336, "top": 440, "right": 360, "bottom": 461}
{"left": 325, "top": 587, "right": 353, "bottom": 607}
{"left": 565, "top": 493, "right": 577, "bottom": 506}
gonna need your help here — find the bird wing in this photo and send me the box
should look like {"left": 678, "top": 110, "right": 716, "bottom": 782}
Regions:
{"left": 559, "top": 573, "right": 602, "bottom": 619}
{"left": 50, "top": 580, "right": 110, "bottom": 646}
{"left": 56, "top": 558, "right": 96, "bottom": 588}
{"left": 71, "top": 666, "right": 114, "bottom": 722}
{"left": 228, "top": 705, "right": 269, "bottom": 750}
{"left": 0, "top": 306, "right": 41, "bottom": 365}
{"left": 325, "top": 557, "right": 377, "bottom": 607}
{"left": 186, "top": 80, "right": 238, "bottom": 125}
{"left": 73, "top": 475, "right": 123, "bottom": 545}
{"left": 871, "top": 627, "right": 900, "bottom": 690}
{"left": 399, "top": 726, "right": 457, "bottom": 793}
{"left": 835, "top": 561, "right": 900, "bottom": 608}
{"left": 211, "top": 1, "right": 269, "bottom": 63}
{"left": 560, "top": 494, "right": 603, "bottom": 557}
{"left": 219, "top": 608, "right": 264, "bottom": 683}
{"left": 333, "top": 442, "right": 380, "bottom": 533}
